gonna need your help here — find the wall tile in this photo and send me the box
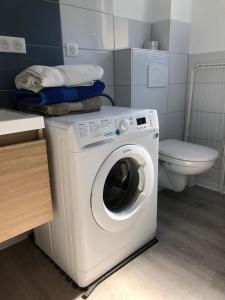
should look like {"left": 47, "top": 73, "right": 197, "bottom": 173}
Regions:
{"left": 158, "top": 114, "right": 167, "bottom": 141}
{"left": 132, "top": 49, "right": 169, "bottom": 86}
{"left": 196, "top": 168, "right": 221, "bottom": 190}
{"left": 0, "top": 0, "right": 62, "bottom": 47}
{"left": 114, "top": 86, "right": 131, "bottom": 107}
{"left": 169, "top": 53, "right": 188, "bottom": 84}
{"left": 59, "top": 0, "right": 113, "bottom": 14}
{"left": 0, "top": 46, "right": 63, "bottom": 90}
{"left": 188, "top": 51, "right": 225, "bottom": 83}
{"left": 60, "top": 4, "right": 114, "bottom": 50}
{"left": 194, "top": 68, "right": 225, "bottom": 84}
{"left": 169, "top": 20, "right": 190, "bottom": 54}
{"left": 189, "top": 137, "right": 223, "bottom": 156}
{"left": 168, "top": 83, "right": 186, "bottom": 113}
{"left": 114, "top": 17, "right": 129, "bottom": 50}
{"left": 114, "top": 17, "right": 151, "bottom": 49}
{"left": 151, "top": 20, "right": 170, "bottom": 51}
{"left": 0, "top": 91, "right": 17, "bottom": 109}
{"left": 0, "top": 0, "right": 63, "bottom": 109}
{"left": 188, "top": 111, "right": 225, "bottom": 142}
{"left": 189, "top": 138, "right": 222, "bottom": 172}
{"left": 192, "top": 83, "right": 225, "bottom": 113}
{"left": 114, "top": 49, "right": 131, "bottom": 86}
{"left": 132, "top": 86, "right": 168, "bottom": 114}
{"left": 166, "top": 111, "right": 185, "bottom": 140}
{"left": 103, "top": 86, "right": 114, "bottom": 103}
{"left": 64, "top": 49, "right": 114, "bottom": 86}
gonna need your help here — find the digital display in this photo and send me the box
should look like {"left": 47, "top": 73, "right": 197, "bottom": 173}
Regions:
{"left": 136, "top": 117, "right": 146, "bottom": 126}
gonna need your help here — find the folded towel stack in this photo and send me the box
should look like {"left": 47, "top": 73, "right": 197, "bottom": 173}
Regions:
{"left": 15, "top": 64, "right": 105, "bottom": 116}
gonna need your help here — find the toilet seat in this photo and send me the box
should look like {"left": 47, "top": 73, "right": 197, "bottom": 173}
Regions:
{"left": 159, "top": 139, "right": 218, "bottom": 162}
{"left": 159, "top": 153, "right": 212, "bottom": 168}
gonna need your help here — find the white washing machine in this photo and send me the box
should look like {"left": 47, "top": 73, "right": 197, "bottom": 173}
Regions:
{"left": 35, "top": 106, "right": 159, "bottom": 288}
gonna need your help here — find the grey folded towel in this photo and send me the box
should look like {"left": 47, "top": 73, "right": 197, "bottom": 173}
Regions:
{"left": 18, "top": 96, "right": 103, "bottom": 116}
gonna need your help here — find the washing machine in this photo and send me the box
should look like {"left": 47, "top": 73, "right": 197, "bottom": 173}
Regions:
{"left": 35, "top": 106, "right": 159, "bottom": 288}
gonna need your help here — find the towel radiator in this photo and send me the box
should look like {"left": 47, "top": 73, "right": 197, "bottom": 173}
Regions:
{"left": 185, "top": 63, "right": 225, "bottom": 194}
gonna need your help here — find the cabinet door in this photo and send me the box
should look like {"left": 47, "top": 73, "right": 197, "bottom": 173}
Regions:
{"left": 0, "top": 139, "right": 52, "bottom": 243}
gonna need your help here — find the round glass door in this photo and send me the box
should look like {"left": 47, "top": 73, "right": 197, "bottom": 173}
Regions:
{"left": 103, "top": 158, "right": 140, "bottom": 213}
{"left": 91, "top": 145, "right": 154, "bottom": 232}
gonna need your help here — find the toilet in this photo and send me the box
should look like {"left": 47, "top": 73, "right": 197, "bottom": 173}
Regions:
{"left": 158, "top": 139, "right": 219, "bottom": 192}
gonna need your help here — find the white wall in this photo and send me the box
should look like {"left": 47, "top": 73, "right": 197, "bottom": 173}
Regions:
{"left": 113, "top": 0, "right": 192, "bottom": 23}
{"left": 171, "top": 0, "right": 192, "bottom": 23}
{"left": 113, "top": 0, "right": 153, "bottom": 22}
{"left": 151, "top": 0, "right": 171, "bottom": 22}
{"left": 189, "top": 0, "right": 225, "bottom": 54}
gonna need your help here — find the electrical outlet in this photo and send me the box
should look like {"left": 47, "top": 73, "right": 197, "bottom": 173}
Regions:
{"left": 13, "top": 39, "right": 24, "bottom": 51}
{"left": 0, "top": 38, "right": 10, "bottom": 51}
{"left": 66, "top": 42, "right": 78, "bottom": 57}
{"left": 0, "top": 36, "right": 26, "bottom": 54}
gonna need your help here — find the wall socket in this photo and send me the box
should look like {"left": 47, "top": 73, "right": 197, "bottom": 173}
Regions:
{"left": 0, "top": 36, "right": 26, "bottom": 54}
{"left": 66, "top": 42, "right": 78, "bottom": 57}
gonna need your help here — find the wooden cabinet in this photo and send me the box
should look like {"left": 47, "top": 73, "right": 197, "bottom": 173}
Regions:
{"left": 0, "top": 130, "right": 53, "bottom": 243}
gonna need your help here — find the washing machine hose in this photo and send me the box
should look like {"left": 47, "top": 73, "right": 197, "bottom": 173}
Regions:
{"left": 101, "top": 93, "right": 115, "bottom": 106}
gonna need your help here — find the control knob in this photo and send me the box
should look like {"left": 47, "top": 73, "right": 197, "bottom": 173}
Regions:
{"left": 118, "top": 118, "right": 130, "bottom": 132}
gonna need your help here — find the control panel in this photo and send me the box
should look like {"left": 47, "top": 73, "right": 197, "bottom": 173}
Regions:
{"left": 77, "top": 110, "right": 159, "bottom": 146}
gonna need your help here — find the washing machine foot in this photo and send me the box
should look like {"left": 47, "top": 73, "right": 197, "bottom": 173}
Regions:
{"left": 81, "top": 237, "right": 159, "bottom": 299}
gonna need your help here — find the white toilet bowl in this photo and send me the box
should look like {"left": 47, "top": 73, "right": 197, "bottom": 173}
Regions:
{"left": 158, "top": 139, "right": 219, "bottom": 192}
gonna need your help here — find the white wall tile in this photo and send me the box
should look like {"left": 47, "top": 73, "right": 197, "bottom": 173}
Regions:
{"left": 166, "top": 111, "right": 185, "bottom": 140}
{"left": 194, "top": 68, "right": 225, "bottom": 84}
{"left": 114, "top": 17, "right": 129, "bottom": 50}
{"left": 196, "top": 168, "right": 221, "bottom": 187}
{"left": 168, "top": 83, "right": 186, "bottom": 112}
{"left": 132, "top": 86, "right": 168, "bottom": 114}
{"left": 188, "top": 51, "right": 225, "bottom": 83}
{"left": 113, "top": 0, "right": 153, "bottom": 23}
{"left": 60, "top": 0, "right": 113, "bottom": 14}
{"left": 114, "top": 17, "right": 151, "bottom": 50}
{"left": 114, "top": 49, "right": 131, "bottom": 86}
{"left": 60, "top": 4, "right": 114, "bottom": 50}
{"left": 102, "top": 86, "right": 115, "bottom": 106}
{"left": 132, "top": 49, "right": 169, "bottom": 85}
{"left": 114, "top": 86, "right": 131, "bottom": 107}
{"left": 158, "top": 114, "right": 167, "bottom": 141}
{"left": 151, "top": 20, "right": 170, "bottom": 51}
{"left": 192, "top": 83, "right": 225, "bottom": 114}
{"left": 64, "top": 49, "right": 114, "bottom": 86}
{"left": 189, "top": 112, "right": 225, "bottom": 142}
{"left": 169, "top": 53, "right": 188, "bottom": 83}
{"left": 169, "top": 20, "right": 190, "bottom": 54}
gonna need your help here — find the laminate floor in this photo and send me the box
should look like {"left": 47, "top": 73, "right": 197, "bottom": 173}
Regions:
{"left": 0, "top": 186, "right": 224, "bottom": 300}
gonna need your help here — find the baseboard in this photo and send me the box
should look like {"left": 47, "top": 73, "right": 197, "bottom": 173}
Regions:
{"left": 195, "top": 179, "right": 223, "bottom": 194}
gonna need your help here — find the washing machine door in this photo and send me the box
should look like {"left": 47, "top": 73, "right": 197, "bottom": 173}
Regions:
{"left": 91, "top": 145, "right": 155, "bottom": 232}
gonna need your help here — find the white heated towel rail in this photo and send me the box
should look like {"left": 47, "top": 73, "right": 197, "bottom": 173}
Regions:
{"left": 185, "top": 63, "right": 225, "bottom": 194}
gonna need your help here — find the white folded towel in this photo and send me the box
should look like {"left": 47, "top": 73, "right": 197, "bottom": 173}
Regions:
{"left": 15, "top": 64, "right": 104, "bottom": 92}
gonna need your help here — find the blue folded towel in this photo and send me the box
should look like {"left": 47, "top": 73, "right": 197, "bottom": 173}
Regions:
{"left": 16, "top": 80, "right": 105, "bottom": 105}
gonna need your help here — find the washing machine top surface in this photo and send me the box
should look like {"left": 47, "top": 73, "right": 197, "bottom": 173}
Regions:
{"left": 45, "top": 106, "right": 159, "bottom": 152}
{"left": 159, "top": 139, "right": 219, "bottom": 162}
{"left": 45, "top": 106, "right": 155, "bottom": 126}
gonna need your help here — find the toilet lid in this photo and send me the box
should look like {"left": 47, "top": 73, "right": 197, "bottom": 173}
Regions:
{"left": 159, "top": 139, "right": 219, "bottom": 162}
